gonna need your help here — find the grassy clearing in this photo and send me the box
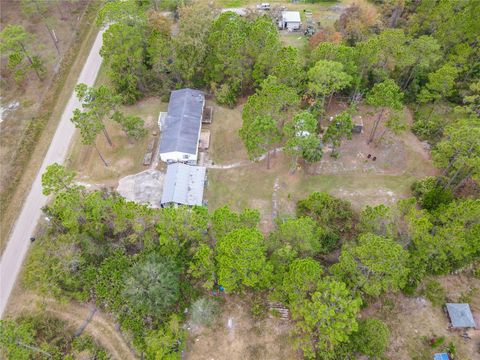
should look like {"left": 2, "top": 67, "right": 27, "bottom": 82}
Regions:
{"left": 208, "top": 102, "right": 249, "bottom": 164}
{"left": 67, "top": 97, "right": 167, "bottom": 185}
{"left": 67, "top": 61, "right": 166, "bottom": 185}
{"left": 205, "top": 102, "right": 436, "bottom": 230}
{"left": 0, "top": 1, "right": 101, "bottom": 253}
{"left": 280, "top": 32, "right": 308, "bottom": 49}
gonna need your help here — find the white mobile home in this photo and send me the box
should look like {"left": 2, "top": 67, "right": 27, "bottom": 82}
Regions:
{"left": 159, "top": 89, "right": 205, "bottom": 164}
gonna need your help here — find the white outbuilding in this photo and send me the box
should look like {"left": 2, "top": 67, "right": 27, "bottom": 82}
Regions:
{"left": 279, "top": 11, "right": 301, "bottom": 31}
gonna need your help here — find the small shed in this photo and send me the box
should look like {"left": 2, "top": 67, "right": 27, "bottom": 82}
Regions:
{"left": 445, "top": 303, "right": 476, "bottom": 328}
{"left": 433, "top": 354, "right": 449, "bottom": 360}
{"left": 279, "top": 11, "right": 301, "bottom": 31}
{"left": 161, "top": 163, "right": 206, "bottom": 207}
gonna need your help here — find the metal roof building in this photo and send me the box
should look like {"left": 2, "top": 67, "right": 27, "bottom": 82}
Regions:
{"left": 433, "top": 354, "right": 449, "bottom": 360}
{"left": 161, "top": 163, "right": 206, "bottom": 206}
{"left": 445, "top": 303, "right": 476, "bottom": 328}
{"left": 159, "top": 89, "right": 204, "bottom": 163}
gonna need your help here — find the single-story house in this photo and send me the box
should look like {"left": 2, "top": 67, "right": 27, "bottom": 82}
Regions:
{"left": 445, "top": 303, "right": 476, "bottom": 328}
{"left": 159, "top": 89, "right": 205, "bottom": 164}
{"left": 161, "top": 163, "right": 206, "bottom": 207}
{"left": 279, "top": 11, "right": 301, "bottom": 31}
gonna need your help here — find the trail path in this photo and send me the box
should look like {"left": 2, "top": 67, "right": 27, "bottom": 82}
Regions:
{"left": 10, "top": 293, "right": 137, "bottom": 360}
{"left": 206, "top": 148, "right": 284, "bottom": 169}
{"left": 0, "top": 28, "right": 106, "bottom": 316}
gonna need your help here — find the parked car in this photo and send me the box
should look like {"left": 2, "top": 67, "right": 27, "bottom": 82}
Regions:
{"left": 256, "top": 3, "right": 271, "bottom": 10}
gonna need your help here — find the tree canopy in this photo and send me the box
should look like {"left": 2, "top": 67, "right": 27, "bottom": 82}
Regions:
{"left": 215, "top": 228, "right": 272, "bottom": 292}
{"left": 331, "top": 233, "right": 409, "bottom": 297}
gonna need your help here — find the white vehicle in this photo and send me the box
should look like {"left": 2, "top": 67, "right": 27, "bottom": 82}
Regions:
{"left": 256, "top": 3, "right": 271, "bottom": 10}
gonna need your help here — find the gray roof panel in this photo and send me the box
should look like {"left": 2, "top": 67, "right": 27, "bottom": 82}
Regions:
{"left": 446, "top": 303, "right": 476, "bottom": 328}
{"left": 161, "top": 163, "right": 206, "bottom": 206}
{"left": 159, "top": 89, "right": 204, "bottom": 155}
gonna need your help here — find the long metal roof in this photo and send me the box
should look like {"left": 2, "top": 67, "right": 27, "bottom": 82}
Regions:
{"left": 159, "top": 89, "right": 204, "bottom": 155}
{"left": 161, "top": 163, "right": 206, "bottom": 206}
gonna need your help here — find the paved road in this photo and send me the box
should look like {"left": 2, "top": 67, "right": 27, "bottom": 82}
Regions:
{"left": 0, "top": 28, "right": 105, "bottom": 317}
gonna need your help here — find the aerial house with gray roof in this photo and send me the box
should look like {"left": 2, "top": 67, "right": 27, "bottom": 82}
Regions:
{"left": 161, "top": 163, "right": 206, "bottom": 207}
{"left": 159, "top": 89, "right": 205, "bottom": 164}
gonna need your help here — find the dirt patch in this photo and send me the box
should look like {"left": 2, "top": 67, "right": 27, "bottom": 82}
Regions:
{"left": 317, "top": 103, "right": 437, "bottom": 178}
{"left": 364, "top": 274, "right": 480, "bottom": 360}
{"left": 185, "top": 296, "right": 297, "bottom": 360}
{"left": 4, "top": 291, "right": 138, "bottom": 360}
{"left": 117, "top": 169, "right": 166, "bottom": 207}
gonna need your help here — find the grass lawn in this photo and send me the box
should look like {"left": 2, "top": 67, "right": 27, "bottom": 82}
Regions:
{"left": 279, "top": 32, "right": 308, "bottom": 48}
{"left": 67, "top": 97, "right": 167, "bottom": 185}
{"left": 66, "top": 58, "right": 167, "bottom": 185}
{"left": 208, "top": 101, "right": 249, "bottom": 164}
{"left": 206, "top": 102, "right": 437, "bottom": 231}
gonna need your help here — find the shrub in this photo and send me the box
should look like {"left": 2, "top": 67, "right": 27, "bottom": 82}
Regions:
{"left": 296, "top": 192, "right": 355, "bottom": 237}
{"left": 473, "top": 264, "right": 480, "bottom": 279}
{"left": 189, "top": 298, "right": 219, "bottom": 327}
{"left": 412, "top": 112, "right": 446, "bottom": 144}
{"left": 215, "top": 81, "right": 240, "bottom": 108}
{"left": 350, "top": 318, "right": 390, "bottom": 358}
{"left": 429, "top": 336, "right": 445, "bottom": 349}
{"left": 422, "top": 279, "right": 446, "bottom": 307}
{"left": 411, "top": 177, "right": 453, "bottom": 211}
{"left": 250, "top": 295, "right": 267, "bottom": 319}
{"left": 458, "top": 287, "right": 478, "bottom": 304}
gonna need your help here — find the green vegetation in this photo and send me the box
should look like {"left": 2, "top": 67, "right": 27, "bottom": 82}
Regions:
{"left": 0, "top": 313, "right": 108, "bottom": 359}
{"left": 71, "top": 83, "right": 147, "bottom": 167}
{"left": 0, "top": 25, "right": 45, "bottom": 81}
{"left": 422, "top": 279, "right": 446, "bottom": 307}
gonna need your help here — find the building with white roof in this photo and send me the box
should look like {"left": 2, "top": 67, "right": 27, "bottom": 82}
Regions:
{"left": 279, "top": 11, "right": 301, "bottom": 31}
